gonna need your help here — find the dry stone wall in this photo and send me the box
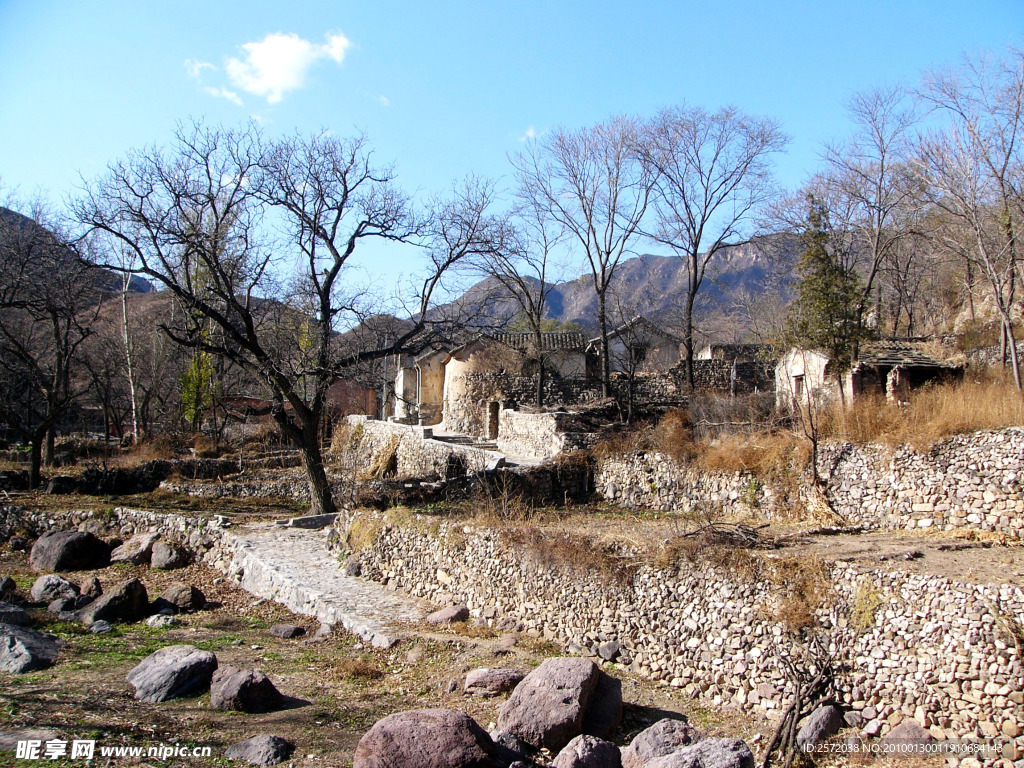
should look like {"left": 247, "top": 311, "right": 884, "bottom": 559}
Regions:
{"left": 335, "top": 509, "right": 1024, "bottom": 753}
{"left": 351, "top": 417, "right": 501, "bottom": 478}
{"left": 597, "top": 428, "right": 1024, "bottom": 539}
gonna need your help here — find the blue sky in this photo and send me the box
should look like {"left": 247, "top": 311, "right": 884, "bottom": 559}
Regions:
{"left": 1, "top": 0, "right": 1021, "bottom": 287}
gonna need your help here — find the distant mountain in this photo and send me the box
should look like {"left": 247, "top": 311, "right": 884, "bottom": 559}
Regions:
{"left": 435, "top": 235, "right": 800, "bottom": 341}
{"left": 0, "top": 206, "right": 153, "bottom": 295}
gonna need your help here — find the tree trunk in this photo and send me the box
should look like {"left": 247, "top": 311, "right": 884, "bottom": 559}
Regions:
{"left": 43, "top": 425, "right": 55, "bottom": 467}
{"left": 683, "top": 293, "right": 696, "bottom": 390}
{"left": 298, "top": 431, "right": 337, "bottom": 516}
{"left": 29, "top": 429, "right": 46, "bottom": 489}
{"left": 597, "top": 291, "right": 611, "bottom": 398}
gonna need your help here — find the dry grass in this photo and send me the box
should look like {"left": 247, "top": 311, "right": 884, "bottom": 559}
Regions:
{"left": 592, "top": 409, "right": 698, "bottom": 464}
{"left": 502, "top": 525, "right": 633, "bottom": 586}
{"left": 819, "top": 372, "right": 1024, "bottom": 450}
{"left": 333, "top": 655, "right": 385, "bottom": 681}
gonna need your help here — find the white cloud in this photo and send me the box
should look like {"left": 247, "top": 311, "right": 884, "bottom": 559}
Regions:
{"left": 519, "top": 126, "right": 538, "bottom": 142}
{"left": 377, "top": 95, "right": 390, "bottom": 107}
{"left": 225, "top": 31, "right": 350, "bottom": 104}
{"left": 185, "top": 59, "right": 215, "bottom": 80}
{"left": 203, "top": 86, "right": 243, "bottom": 106}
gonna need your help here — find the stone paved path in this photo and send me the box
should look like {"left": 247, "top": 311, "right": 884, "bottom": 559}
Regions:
{"left": 224, "top": 522, "right": 432, "bottom": 648}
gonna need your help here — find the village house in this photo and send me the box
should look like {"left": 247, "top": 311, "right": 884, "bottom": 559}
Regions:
{"left": 589, "top": 316, "right": 682, "bottom": 374}
{"left": 776, "top": 339, "right": 963, "bottom": 410}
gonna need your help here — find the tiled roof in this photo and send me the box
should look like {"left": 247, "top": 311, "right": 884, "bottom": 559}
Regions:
{"left": 492, "top": 332, "right": 586, "bottom": 352}
{"left": 856, "top": 340, "right": 959, "bottom": 369}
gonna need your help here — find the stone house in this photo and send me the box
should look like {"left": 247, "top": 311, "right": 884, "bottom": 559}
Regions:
{"left": 776, "top": 339, "right": 962, "bottom": 410}
{"left": 589, "top": 317, "right": 682, "bottom": 374}
{"left": 696, "top": 343, "right": 771, "bottom": 362}
{"left": 391, "top": 332, "right": 590, "bottom": 437}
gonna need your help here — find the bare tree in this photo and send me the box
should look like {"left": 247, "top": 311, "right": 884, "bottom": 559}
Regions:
{"left": 821, "top": 87, "right": 921, "bottom": 331}
{"left": 467, "top": 179, "right": 564, "bottom": 405}
{"left": 0, "top": 201, "right": 97, "bottom": 487}
{"left": 640, "top": 104, "right": 786, "bottom": 388}
{"left": 512, "top": 116, "right": 654, "bottom": 397}
{"left": 915, "top": 50, "right": 1024, "bottom": 389}
{"left": 75, "top": 123, "right": 482, "bottom": 515}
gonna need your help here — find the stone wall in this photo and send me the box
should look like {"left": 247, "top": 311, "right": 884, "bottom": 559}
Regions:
{"left": 352, "top": 417, "right": 501, "bottom": 478}
{"left": 496, "top": 411, "right": 600, "bottom": 462}
{"left": 335, "top": 508, "right": 1024, "bottom": 748}
{"left": 596, "top": 428, "right": 1024, "bottom": 539}
{"left": 443, "top": 373, "right": 598, "bottom": 436}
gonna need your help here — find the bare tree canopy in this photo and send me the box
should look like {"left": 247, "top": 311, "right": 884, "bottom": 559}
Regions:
{"left": 512, "top": 115, "right": 654, "bottom": 397}
{"left": 640, "top": 104, "right": 787, "bottom": 388}
{"left": 0, "top": 202, "right": 97, "bottom": 487}
{"left": 915, "top": 49, "right": 1024, "bottom": 389}
{"left": 74, "top": 122, "right": 494, "bottom": 514}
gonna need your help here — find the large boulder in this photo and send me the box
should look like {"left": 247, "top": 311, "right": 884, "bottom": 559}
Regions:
{"left": 497, "top": 657, "right": 608, "bottom": 753}
{"left": 110, "top": 532, "right": 160, "bottom": 565}
{"left": 79, "top": 575, "right": 102, "bottom": 599}
{"left": 879, "top": 720, "right": 935, "bottom": 749}
{"left": 154, "top": 582, "right": 205, "bottom": 613}
{"left": 127, "top": 645, "right": 218, "bottom": 702}
{"left": 0, "top": 623, "right": 62, "bottom": 673}
{"left": 643, "top": 738, "right": 754, "bottom": 768}
{"left": 796, "top": 705, "right": 845, "bottom": 752}
{"left": 29, "top": 531, "right": 108, "bottom": 572}
{"left": 426, "top": 605, "right": 470, "bottom": 625}
{"left": 353, "top": 709, "right": 498, "bottom": 768}
{"left": 0, "top": 602, "right": 31, "bottom": 626}
{"left": 464, "top": 668, "right": 525, "bottom": 697}
{"left": 76, "top": 578, "right": 148, "bottom": 624}
{"left": 224, "top": 734, "right": 294, "bottom": 766}
{"left": 210, "top": 666, "right": 283, "bottom": 713}
{"left": 553, "top": 735, "right": 621, "bottom": 768}
{"left": 582, "top": 670, "right": 622, "bottom": 739}
{"left": 30, "top": 574, "right": 79, "bottom": 603}
{"left": 150, "top": 541, "right": 189, "bottom": 570}
{"left": 622, "top": 719, "right": 699, "bottom": 768}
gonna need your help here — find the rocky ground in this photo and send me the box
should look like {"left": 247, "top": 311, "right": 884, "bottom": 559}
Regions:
{"left": 0, "top": 537, "right": 777, "bottom": 768}
{"left": 2, "top": 468, "right": 1016, "bottom": 766}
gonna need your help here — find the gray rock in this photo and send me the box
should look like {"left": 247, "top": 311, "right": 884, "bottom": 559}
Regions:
{"left": 490, "top": 730, "right": 533, "bottom": 762}
{"left": 88, "top": 620, "right": 113, "bottom": 634}
{"left": 0, "top": 602, "right": 30, "bottom": 626}
{"left": 0, "top": 729, "right": 62, "bottom": 753}
{"left": 553, "top": 735, "right": 621, "bottom": 768}
{"left": 150, "top": 541, "right": 189, "bottom": 570}
{"left": 30, "top": 574, "right": 80, "bottom": 603}
{"left": 465, "top": 668, "right": 526, "bottom": 697}
{"left": 862, "top": 719, "right": 883, "bottom": 737}
{"left": 643, "top": 739, "right": 754, "bottom": 768}
{"left": 145, "top": 614, "right": 179, "bottom": 628}
{"left": 126, "top": 644, "right": 218, "bottom": 702}
{"left": 621, "top": 718, "right": 698, "bottom": 768}
{"left": 344, "top": 555, "right": 362, "bottom": 577}
{"left": 353, "top": 709, "right": 498, "bottom": 768}
{"left": 29, "top": 530, "right": 108, "bottom": 572}
{"left": 269, "top": 624, "right": 305, "bottom": 639}
{"left": 76, "top": 578, "right": 149, "bottom": 624}
{"left": 0, "top": 576, "right": 16, "bottom": 597}
{"left": 497, "top": 657, "right": 602, "bottom": 753}
{"left": 597, "top": 641, "right": 621, "bottom": 662}
{"left": 0, "top": 623, "right": 62, "bottom": 673}
{"left": 879, "top": 720, "right": 935, "bottom": 749}
{"left": 79, "top": 575, "right": 102, "bottom": 599}
{"left": 47, "top": 597, "right": 77, "bottom": 614}
{"left": 314, "top": 622, "right": 334, "bottom": 639}
{"left": 224, "top": 734, "right": 294, "bottom": 766}
{"left": 45, "top": 476, "right": 78, "bottom": 494}
{"left": 796, "top": 705, "right": 845, "bottom": 752}
{"left": 210, "top": 666, "right": 284, "bottom": 713}
{"left": 843, "top": 711, "right": 864, "bottom": 728}
{"left": 582, "top": 670, "right": 622, "bottom": 740}
{"left": 110, "top": 532, "right": 160, "bottom": 565}
{"left": 8, "top": 537, "right": 28, "bottom": 552}
{"left": 426, "top": 605, "right": 470, "bottom": 625}
{"left": 155, "top": 582, "right": 205, "bottom": 613}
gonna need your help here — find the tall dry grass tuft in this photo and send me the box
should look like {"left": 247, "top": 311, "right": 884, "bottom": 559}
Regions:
{"left": 820, "top": 371, "right": 1024, "bottom": 450}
